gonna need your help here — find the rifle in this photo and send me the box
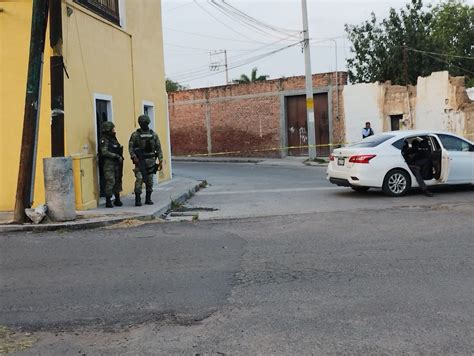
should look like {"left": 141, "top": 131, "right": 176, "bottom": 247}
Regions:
{"left": 133, "top": 148, "right": 149, "bottom": 180}
{"left": 117, "top": 146, "right": 124, "bottom": 188}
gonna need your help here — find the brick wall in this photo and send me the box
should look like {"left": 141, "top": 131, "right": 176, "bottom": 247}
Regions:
{"left": 169, "top": 72, "right": 347, "bottom": 157}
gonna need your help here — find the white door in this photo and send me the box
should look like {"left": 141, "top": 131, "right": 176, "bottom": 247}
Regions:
{"left": 437, "top": 134, "right": 474, "bottom": 184}
{"left": 143, "top": 103, "right": 155, "bottom": 131}
{"left": 143, "top": 102, "right": 158, "bottom": 183}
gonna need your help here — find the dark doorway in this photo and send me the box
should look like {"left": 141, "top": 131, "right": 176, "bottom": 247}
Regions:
{"left": 286, "top": 93, "right": 329, "bottom": 156}
{"left": 314, "top": 93, "right": 330, "bottom": 156}
{"left": 390, "top": 114, "right": 402, "bottom": 131}
{"left": 96, "top": 99, "right": 110, "bottom": 197}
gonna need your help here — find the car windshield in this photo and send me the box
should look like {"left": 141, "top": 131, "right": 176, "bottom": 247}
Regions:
{"left": 348, "top": 134, "right": 395, "bottom": 148}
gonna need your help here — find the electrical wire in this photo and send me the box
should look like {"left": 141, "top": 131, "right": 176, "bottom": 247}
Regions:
{"left": 217, "top": 1, "right": 300, "bottom": 35}
{"left": 165, "top": 26, "right": 276, "bottom": 45}
{"left": 163, "top": 1, "right": 194, "bottom": 12}
{"left": 421, "top": 52, "right": 474, "bottom": 75}
{"left": 166, "top": 37, "right": 301, "bottom": 80}
{"left": 208, "top": 1, "right": 295, "bottom": 41}
{"left": 208, "top": 0, "right": 300, "bottom": 41}
{"left": 407, "top": 48, "right": 474, "bottom": 60}
{"left": 174, "top": 40, "right": 304, "bottom": 83}
{"left": 192, "top": 0, "right": 259, "bottom": 42}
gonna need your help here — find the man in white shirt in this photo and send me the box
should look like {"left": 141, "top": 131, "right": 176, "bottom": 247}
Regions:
{"left": 362, "top": 122, "right": 374, "bottom": 139}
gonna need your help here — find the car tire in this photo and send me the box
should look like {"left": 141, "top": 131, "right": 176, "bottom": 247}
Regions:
{"left": 351, "top": 186, "right": 370, "bottom": 192}
{"left": 382, "top": 169, "right": 411, "bottom": 197}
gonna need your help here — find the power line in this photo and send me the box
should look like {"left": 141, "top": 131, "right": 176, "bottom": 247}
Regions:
{"left": 164, "top": 42, "right": 216, "bottom": 52}
{"left": 163, "top": 1, "right": 194, "bottom": 12}
{"left": 175, "top": 40, "right": 304, "bottom": 83}
{"left": 164, "top": 26, "right": 274, "bottom": 45}
{"left": 167, "top": 37, "right": 300, "bottom": 79}
{"left": 192, "top": 0, "right": 259, "bottom": 42}
{"left": 208, "top": 0, "right": 300, "bottom": 42}
{"left": 422, "top": 52, "right": 474, "bottom": 75}
{"left": 407, "top": 47, "right": 474, "bottom": 60}
{"left": 215, "top": 1, "right": 300, "bottom": 35}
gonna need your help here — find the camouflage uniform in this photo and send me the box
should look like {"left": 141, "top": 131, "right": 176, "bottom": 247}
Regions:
{"left": 99, "top": 122, "right": 123, "bottom": 208}
{"left": 129, "top": 115, "right": 163, "bottom": 206}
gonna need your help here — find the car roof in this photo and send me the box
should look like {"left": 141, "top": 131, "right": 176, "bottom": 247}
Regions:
{"left": 381, "top": 130, "right": 470, "bottom": 139}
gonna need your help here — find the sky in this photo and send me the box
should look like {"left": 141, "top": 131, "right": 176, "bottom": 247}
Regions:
{"left": 161, "top": 0, "right": 445, "bottom": 89}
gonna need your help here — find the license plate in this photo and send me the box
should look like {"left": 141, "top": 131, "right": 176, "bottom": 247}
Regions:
{"left": 337, "top": 158, "right": 345, "bottom": 166}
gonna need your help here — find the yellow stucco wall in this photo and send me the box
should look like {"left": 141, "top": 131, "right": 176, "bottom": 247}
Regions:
{"left": 0, "top": 0, "right": 170, "bottom": 211}
{"left": 0, "top": 0, "right": 52, "bottom": 211}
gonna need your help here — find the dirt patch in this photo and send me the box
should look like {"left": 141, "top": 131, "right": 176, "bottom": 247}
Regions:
{"left": 0, "top": 326, "right": 37, "bottom": 353}
{"left": 105, "top": 219, "right": 164, "bottom": 230}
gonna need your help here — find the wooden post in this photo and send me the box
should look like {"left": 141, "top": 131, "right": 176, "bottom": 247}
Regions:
{"left": 13, "top": 0, "right": 49, "bottom": 223}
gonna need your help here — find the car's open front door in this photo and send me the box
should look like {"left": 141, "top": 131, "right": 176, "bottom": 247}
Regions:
{"left": 430, "top": 135, "right": 450, "bottom": 183}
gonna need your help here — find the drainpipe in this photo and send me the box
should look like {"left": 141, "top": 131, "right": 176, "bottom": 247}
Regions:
{"left": 50, "top": 0, "right": 65, "bottom": 156}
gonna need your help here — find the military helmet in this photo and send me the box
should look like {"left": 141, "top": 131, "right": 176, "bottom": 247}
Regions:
{"left": 101, "top": 121, "right": 115, "bottom": 133}
{"left": 138, "top": 115, "right": 151, "bottom": 125}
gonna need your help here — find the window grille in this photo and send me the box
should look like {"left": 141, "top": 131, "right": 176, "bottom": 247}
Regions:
{"left": 74, "top": 0, "right": 120, "bottom": 25}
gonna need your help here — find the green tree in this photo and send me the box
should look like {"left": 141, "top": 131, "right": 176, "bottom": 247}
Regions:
{"left": 233, "top": 67, "right": 269, "bottom": 84}
{"left": 430, "top": 1, "right": 474, "bottom": 86}
{"left": 345, "top": 0, "right": 473, "bottom": 85}
{"left": 166, "top": 78, "right": 187, "bottom": 92}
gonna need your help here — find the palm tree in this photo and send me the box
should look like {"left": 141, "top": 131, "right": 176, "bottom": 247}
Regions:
{"left": 233, "top": 67, "right": 268, "bottom": 84}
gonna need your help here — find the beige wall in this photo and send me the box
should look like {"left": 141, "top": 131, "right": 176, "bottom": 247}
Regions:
{"left": 343, "top": 71, "right": 474, "bottom": 143}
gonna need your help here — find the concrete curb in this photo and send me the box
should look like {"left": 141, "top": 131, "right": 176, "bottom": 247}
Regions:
{"left": 0, "top": 181, "right": 203, "bottom": 233}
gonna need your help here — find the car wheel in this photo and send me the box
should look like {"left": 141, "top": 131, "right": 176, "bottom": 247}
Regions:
{"left": 382, "top": 169, "right": 411, "bottom": 197}
{"left": 351, "top": 186, "right": 370, "bottom": 192}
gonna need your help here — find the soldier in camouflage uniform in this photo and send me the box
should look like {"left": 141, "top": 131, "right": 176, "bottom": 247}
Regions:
{"left": 128, "top": 115, "right": 163, "bottom": 206}
{"left": 99, "top": 121, "right": 124, "bottom": 208}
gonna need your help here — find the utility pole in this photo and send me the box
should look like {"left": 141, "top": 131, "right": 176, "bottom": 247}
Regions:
{"left": 224, "top": 50, "right": 229, "bottom": 84}
{"left": 50, "top": 0, "right": 65, "bottom": 157}
{"left": 301, "top": 0, "right": 317, "bottom": 159}
{"left": 403, "top": 45, "right": 409, "bottom": 86}
{"left": 14, "top": 0, "right": 49, "bottom": 223}
{"left": 209, "top": 50, "right": 229, "bottom": 85}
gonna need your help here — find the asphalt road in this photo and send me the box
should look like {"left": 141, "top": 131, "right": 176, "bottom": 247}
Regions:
{"left": 174, "top": 161, "right": 474, "bottom": 220}
{"left": 1, "top": 162, "right": 473, "bottom": 354}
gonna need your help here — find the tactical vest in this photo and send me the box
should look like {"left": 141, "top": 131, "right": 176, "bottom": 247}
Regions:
{"left": 105, "top": 138, "right": 123, "bottom": 157}
{"left": 137, "top": 130, "right": 156, "bottom": 158}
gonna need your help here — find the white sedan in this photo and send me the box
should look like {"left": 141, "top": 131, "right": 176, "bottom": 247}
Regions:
{"left": 327, "top": 130, "right": 474, "bottom": 196}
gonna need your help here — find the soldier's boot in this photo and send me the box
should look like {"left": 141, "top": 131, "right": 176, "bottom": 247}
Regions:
{"left": 145, "top": 192, "right": 154, "bottom": 205}
{"left": 113, "top": 193, "right": 123, "bottom": 206}
{"left": 105, "top": 195, "right": 114, "bottom": 208}
{"left": 135, "top": 193, "right": 142, "bottom": 207}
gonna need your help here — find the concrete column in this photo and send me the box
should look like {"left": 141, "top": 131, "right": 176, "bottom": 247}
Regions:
{"left": 43, "top": 157, "right": 76, "bottom": 221}
{"left": 205, "top": 101, "right": 212, "bottom": 156}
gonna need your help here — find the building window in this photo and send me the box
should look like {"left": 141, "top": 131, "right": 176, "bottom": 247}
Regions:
{"left": 74, "top": 0, "right": 120, "bottom": 25}
{"left": 390, "top": 114, "right": 402, "bottom": 131}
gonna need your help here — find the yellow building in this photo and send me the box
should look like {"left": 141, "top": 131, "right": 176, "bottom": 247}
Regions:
{"left": 0, "top": 0, "right": 171, "bottom": 211}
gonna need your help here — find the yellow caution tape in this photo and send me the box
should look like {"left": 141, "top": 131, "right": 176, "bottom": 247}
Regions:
{"left": 175, "top": 142, "right": 348, "bottom": 158}
{"left": 174, "top": 131, "right": 474, "bottom": 158}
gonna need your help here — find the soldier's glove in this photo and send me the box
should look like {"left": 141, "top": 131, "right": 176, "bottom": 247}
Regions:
{"left": 157, "top": 161, "right": 163, "bottom": 171}
{"left": 132, "top": 156, "right": 139, "bottom": 165}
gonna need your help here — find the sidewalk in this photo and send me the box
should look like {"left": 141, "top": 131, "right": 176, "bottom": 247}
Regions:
{"left": 0, "top": 177, "right": 203, "bottom": 233}
{"left": 172, "top": 156, "right": 329, "bottom": 167}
